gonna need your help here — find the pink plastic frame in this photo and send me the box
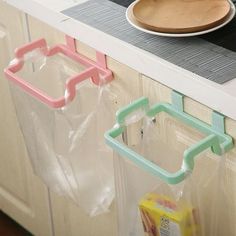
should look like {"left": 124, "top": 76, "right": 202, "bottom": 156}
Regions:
{"left": 4, "top": 36, "right": 113, "bottom": 108}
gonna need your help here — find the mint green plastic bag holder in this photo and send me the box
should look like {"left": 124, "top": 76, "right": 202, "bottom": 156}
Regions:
{"left": 105, "top": 91, "right": 233, "bottom": 185}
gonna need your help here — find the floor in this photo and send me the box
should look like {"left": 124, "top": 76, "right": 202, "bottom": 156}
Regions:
{"left": 0, "top": 211, "right": 32, "bottom": 236}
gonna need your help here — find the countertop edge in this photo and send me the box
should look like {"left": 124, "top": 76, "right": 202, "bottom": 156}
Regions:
{"left": 4, "top": 0, "right": 236, "bottom": 121}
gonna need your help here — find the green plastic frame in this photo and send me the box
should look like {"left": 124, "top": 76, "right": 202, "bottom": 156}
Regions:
{"left": 105, "top": 92, "right": 233, "bottom": 185}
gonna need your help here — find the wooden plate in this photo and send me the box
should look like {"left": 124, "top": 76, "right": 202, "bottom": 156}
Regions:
{"left": 126, "top": 0, "right": 235, "bottom": 37}
{"left": 133, "top": 0, "right": 231, "bottom": 33}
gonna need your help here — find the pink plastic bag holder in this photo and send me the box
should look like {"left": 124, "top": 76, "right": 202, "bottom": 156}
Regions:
{"left": 4, "top": 36, "right": 113, "bottom": 108}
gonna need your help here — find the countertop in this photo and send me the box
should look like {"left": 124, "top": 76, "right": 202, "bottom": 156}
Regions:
{"left": 4, "top": 0, "right": 236, "bottom": 120}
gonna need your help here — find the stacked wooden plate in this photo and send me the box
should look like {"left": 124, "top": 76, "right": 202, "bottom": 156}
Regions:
{"left": 126, "top": 0, "right": 236, "bottom": 37}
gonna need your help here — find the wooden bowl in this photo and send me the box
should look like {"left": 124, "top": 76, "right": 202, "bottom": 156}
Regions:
{"left": 133, "top": 0, "right": 231, "bottom": 33}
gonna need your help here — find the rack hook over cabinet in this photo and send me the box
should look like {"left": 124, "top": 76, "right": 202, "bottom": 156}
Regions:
{"left": 4, "top": 35, "right": 113, "bottom": 108}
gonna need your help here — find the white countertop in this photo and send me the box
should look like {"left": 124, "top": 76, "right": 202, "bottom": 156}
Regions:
{"left": 5, "top": 0, "right": 236, "bottom": 120}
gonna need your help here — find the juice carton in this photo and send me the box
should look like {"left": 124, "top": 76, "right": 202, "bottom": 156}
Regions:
{"left": 139, "top": 193, "right": 200, "bottom": 236}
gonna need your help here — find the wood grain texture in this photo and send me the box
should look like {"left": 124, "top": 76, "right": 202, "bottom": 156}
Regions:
{"left": 133, "top": 0, "right": 231, "bottom": 33}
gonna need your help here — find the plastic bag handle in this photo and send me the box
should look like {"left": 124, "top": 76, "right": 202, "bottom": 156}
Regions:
{"left": 15, "top": 38, "right": 47, "bottom": 59}
{"left": 105, "top": 96, "right": 233, "bottom": 185}
{"left": 116, "top": 97, "right": 149, "bottom": 125}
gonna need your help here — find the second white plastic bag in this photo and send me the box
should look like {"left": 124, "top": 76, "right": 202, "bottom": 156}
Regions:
{"left": 109, "top": 107, "right": 235, "bottom": 236}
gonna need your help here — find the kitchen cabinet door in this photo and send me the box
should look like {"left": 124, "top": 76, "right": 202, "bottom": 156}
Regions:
{"left": 142, "top": 75, "right": 236, "bottom": 236}
{"left": 184, "top": 93, "right": 236, "bottom": 236}
{"left": 27, "top": 15, "right": 143, "bottom": 236}
{"left": 0, "top": 3, "right": 52, "bottom": 236}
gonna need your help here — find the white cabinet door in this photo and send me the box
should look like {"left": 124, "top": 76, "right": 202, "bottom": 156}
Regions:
{"left": 0, "top": 3, "right": 52, "bottom": 235}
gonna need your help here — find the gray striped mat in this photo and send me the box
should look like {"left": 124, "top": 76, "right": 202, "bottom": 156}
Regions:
{"left": 62, "top": 0, "right": 236, "bottom": 84}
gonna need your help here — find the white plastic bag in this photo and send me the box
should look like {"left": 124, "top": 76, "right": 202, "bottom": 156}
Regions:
{"left": 8, "top": 49, "right": 116, "bottom": 216}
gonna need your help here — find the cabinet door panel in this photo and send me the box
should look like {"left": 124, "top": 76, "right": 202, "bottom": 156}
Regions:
{"left": 142, "top": 75, "right": 236, "bottom": 236}
{"left": 27, "top": 15, "right": 143, "bottom": 236}
{"left": 28, "top": 15, "right": 116, "bottom": 236}
{"left": 0, "top": 3, "right": 52, "bottom": 235}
